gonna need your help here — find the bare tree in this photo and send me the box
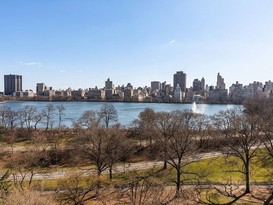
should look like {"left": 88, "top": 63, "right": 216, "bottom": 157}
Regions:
{"left": 144, "top": 110, "right": 202, "bottom": 197}
{"left": 56, "top": 105, "right": 65, "bottom": 129}
{"left": 8, "top": 132, "right": 50, "bottom": 191}
{"left": 119, "top": 139, "right": 136, "bottom": 174}
{"left": 104, "top": 127, "right": 132, "bottom": 180}
{"left": 0, "top": 106, "right": 14, "bottom": 128}
{"left": 30, "top": 131, "right": 51, "bottom": 153}
{"left": 19, "top": 105, "right": 37, "bottom": 129}
{"left": 135, "top": 108, "right": 156, "bottom": 147}
{"left": 73, "top": 110, "right": 98, "bottom": 129}
{"left": 244, "top": 99, "right": 273, "bottom": 204}
{"left": 0, "top": 170, "right": 11, "bottom": 203}
{"left": 77, "top": 127, "right": 109, "bottom": 177}
{"left": 98, "top": 104, "right": 118, "bottom": 128}
{"left": 75, "top": 127, "right": 110, "bottom": 195}
{"left": 8, "top": 151, "right": 39, "bottom": 191}
{"left": 117, "top": 171, "right": 173, "bottom": 205}
{"left": 152, "top": 111, "right": 174, "bottom": 170}
{"left": 200, "top": 107, "right": 262, "bottom": 204}
{"left": 5, "top": 188, "right": 57, "bottom": 205}
{"left": 43, "top": 104, "right": 55, "bottom": 131}
{"left": 164, "top": 110, "right": 199, "bottom": 197}
{"left": 194, "top": 114, "right": 212, "bottom": 149}
{"left": 58, "top": 171, "right": 99, "bottom": 205}
{"left": 224, "top": 108, "right": 260, "bottom": 194}
{"left": 5, "top": 133, "right": 16, "bottom": 154}
{"left": 5, "top": 108, "right": 17, "bottom": 129}
{"left": 33, "top": 112, "right": 45, "bottom": 130}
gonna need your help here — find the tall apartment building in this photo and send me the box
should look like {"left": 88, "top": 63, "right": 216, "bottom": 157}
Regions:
{"left": 229, "top": 81, "right": 244, "bottom": 103}
{"left": 173, "top": 71, "right": 186, "bottom": 92}
{"left": 207, "top": 73, "right": 228, "bottom": 103}
{"left": 4, "top": 74, "right": 22, "bottom": 95}
{"left": 193, "top": 79, "right": 202, "bottom": 91}
{"left": 201, "top": 77, "right": 205, "bottom": 90}
{"left": 192, "top": 77, "right": 205, "bottom": 92}
{"left": 36, "top": 83, "right": 46, "bottom": 94}
{"left": 151, "top": 81, "right": 161, "bottom": 92}
{"left": 88, "top": 87, "right": 105, "bottom": 100}
{"left": 174, "top": 84, "right": 183, "bottom": 102}
{"left": 105, "top": 78, "right": 114, "bottom": 99}
{"left": 216, "top": 73, "right": 226, "bottom": 89}
{"left": 124, "top": 88, "right": 133, "bottom": 101}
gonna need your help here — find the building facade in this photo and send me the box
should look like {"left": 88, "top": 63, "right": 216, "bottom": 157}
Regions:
{"left": 173, "top": 71, "right": 186, "bottom": 92}
{"left": 4, "top": 74, "right": 22, "bottom": 95}
{"left": 216, "top": 73, "right": 226, "bottom": 89}
{"left": 105, "top": 78, "right": 115, "bottom": 100}
{"left": 174, "top": 84, "right": 183, "bottom": 102}
{"left": 193, "top": 79, "right": 202, "bottom": 91}
{"left": 151, "top": 81, "right": 161, "bottom": 92}
{"left": 36, "top": 83, "right": 46, "bottom": 94}
{"left": 207, "top": 73, "right": 228, "bottom": 103}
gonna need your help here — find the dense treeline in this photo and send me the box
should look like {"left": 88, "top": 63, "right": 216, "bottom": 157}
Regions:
{"left": 0, "top": 100, "right": 273, "bottom": 204}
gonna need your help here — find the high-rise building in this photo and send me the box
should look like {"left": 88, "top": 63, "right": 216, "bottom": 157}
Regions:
{"left": 36, "top": 83, "right": 46, "bottom": 94}
{"left": 151, "top": 81, "right": 161, "bottom": 92}
{"left": 105, "top": 78, "right": 114, "bottom": 99}
{"left": 173, "top": 71, "right": 186, "bottom": 92}
{"left": 208, "top": 73, "right": 228, "bottom": 103}
{"left": 216, "top": 73, "right": 225, "bottom": 89}
{"left": 193, "top": 77, "right": 205, "bottom": 92}
{"left": 193, "top": 79, "right": 202, "bottom": 91}
{"left": 201, "top": 77, "right": 205, "bottom": 90}
{"left": 4, "top": 74, "right": 22, "bottom": 95}
{"left": 174, "top": 84, "right": 182, "bottom": 102}
{"left": 105, "top": 78, "right": 113, "bottom": 90}
{"left": 124, "top": 88, "right": 133, "bottom": 101}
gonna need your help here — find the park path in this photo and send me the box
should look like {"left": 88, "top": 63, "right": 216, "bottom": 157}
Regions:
{"left": 27, "top": 151, "right": 222, "bottom": 180}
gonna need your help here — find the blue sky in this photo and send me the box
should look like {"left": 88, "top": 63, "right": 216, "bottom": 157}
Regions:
{"left": 1, "top": 0, "right": 273, "bottom": 91}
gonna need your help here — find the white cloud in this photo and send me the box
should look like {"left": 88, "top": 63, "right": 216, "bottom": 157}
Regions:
{"left": 19, "top": 61, "right": 43, "bottom": 67}
{"left": 168, "top": 40, "right": 176, "bottom": 45}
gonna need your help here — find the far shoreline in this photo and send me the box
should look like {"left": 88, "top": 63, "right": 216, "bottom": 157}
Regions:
{"left": 0, "top": 98, "right": 240, "bottom": 105}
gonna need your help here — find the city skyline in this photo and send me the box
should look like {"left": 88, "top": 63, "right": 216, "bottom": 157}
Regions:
{"left": 1, "top": 1, "right": 273, "bottom": 91}
{"left": 1, "top": 71, "right": 272, "bottom": 93}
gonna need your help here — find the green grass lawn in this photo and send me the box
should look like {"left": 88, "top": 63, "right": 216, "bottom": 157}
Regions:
{"left": 4, "top": 148, "right": 273, "bottom": 205}
{"left": 26, "top": 148, "right": 273, "bottom": 191}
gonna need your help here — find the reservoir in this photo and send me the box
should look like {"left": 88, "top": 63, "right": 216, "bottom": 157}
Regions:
{"left": 0, "top": 101, "right": 239, "bottom": 127}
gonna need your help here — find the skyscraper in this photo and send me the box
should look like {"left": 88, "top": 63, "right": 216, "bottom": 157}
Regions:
{"left": 151, "top": 81, "right": 161, "bottom": 92}
{"left": 193, "top": 79, "right": 202, "bottom": 91}
{"left": 105, "top": 78, "right": 114, "bottom": 99}
{"left": 173, "top": 71, "right": 186, "bottom": 92}
{"left": 216, "top": 73, "right": 226, "bottom": 89}
{"left": 4, "top": 74, "right": 22, "bottom": 95}
{"left": 201, "top": 77, "right": 205, "bottom": 90}
{"left": 36, "top": 83, "right": 46, "bottom": 94}
{"left": 193, "top": 77, "right": 205, "bottom": 92}
{"left": 174, "top": 84, "right": 182, "bottom": 102}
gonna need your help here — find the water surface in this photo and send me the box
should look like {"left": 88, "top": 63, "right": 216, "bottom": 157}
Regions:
{"left": 1, "top": 101, "right": 239, "bottom": 127}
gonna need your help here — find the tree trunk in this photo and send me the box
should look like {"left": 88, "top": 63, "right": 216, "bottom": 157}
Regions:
{"left": 46, "top": 118, "right": 49, "bottom": 131}
{"left": 96, "top": 172, "right": 101, "bottom": 196}
{"left": 245, "top": 159, "right": 250, "bottom": 193}
{"left": 264, "top": 192, "right": 273, "bottom": 205}
{"left": 163, "top": 147, "right": 168, "bottom": 169}
{"left": 58, "top": 115, "right": 61, "bottom": 129}
{"left": 109, "top": 164, "right": 113, "bottom": 180}
{"left": 163, "top": 160, "right": 167, "bottom": 170}
{"left": 176, "top": 164, "right": 181, "bottom": 198}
